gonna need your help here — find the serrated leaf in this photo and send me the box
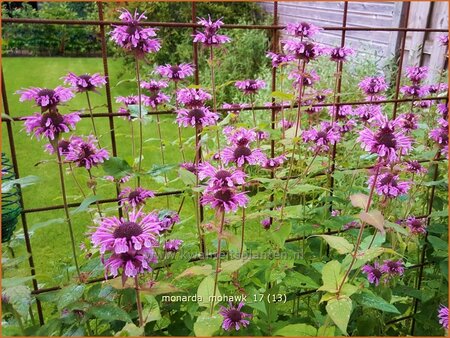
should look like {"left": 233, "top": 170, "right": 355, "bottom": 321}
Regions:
{"left": 3, "top": 285, "right": 32, "bottom": 318}
{"left": 350, "top": 193, "right": 370, "bottom": 209}
{"left": 178, "top": 168, "right": 197, "bottom": 186}
{"left": 359, "top": 210, "right": 385, "bottom": 234}
{"left": 175, "top": 265, "right": 213, "bottom": 279}
{"left": 88, "top": 304, "right": 132, "bottom": 322}
{"left": 193, "top": 311, "right": 222, "bottom": 337}
{"left": 147, "top": 164, "right": 177, "bottom": 176}
{"left": 274, "top": 323, "right": 317, "bottom": 336}
{"left": 354, "top": 291, "right": 400, "bottom": 314}
{"left": 197, "top": 276, "right": 220, "bottom": 309}
{"left": 71, "top": 195, "right": 103, "bottom": 215}
{"left": 326, "top": 296, "right": 352, "bottom": 335}
{"left": 315, "top": 235, "right": 353, "bottom": 254}
{"left": 57, "top": 284, "right": 85, "bottom": 310}
{"left": 102, "top": 157, "right": 132, "bottom": 179}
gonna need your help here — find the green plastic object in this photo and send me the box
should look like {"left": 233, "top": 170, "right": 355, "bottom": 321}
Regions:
{"left": 2, "top": 153, "right": 22, "bottom": 243}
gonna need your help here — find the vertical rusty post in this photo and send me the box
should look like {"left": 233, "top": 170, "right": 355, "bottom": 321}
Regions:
{"left": 97, "top": 2, "right": 122, "bottom": 218}
{"left": 1, "top": 69, "right": 45, "bottom": 325}
{"left": 392, "top": 2, "right": 411, "bottom": 119}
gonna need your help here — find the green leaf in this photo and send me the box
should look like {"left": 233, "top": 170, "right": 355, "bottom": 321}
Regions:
{"left": 147, "top": 164, "right": 177, "bottom": 176}
{"left": 354, "top": 291, "right": 400, "bottom": 314}
{"left": 318, "top": 325, "right": 335, "bottom": 336}
{"left": 271, "top": 222, "right": 292, "bottom": 247}
{"left": 359, "top": 210, "right": 385, "bottom": 234}
{"left": 87, "top": 303, "right": 132, "bottom": 322}
{"left": 220, "top": 259, "right": 250, "bottom": 274}
{"left": 142, "top": 295, "right": 161, "bottom": 323}
{"left": 274, "top": 323, "right": 318, "bottom": 336}
{"left": 193, "top": 311, "right": 222, "bottom": 337}
{"left": 30, "top": 218, "right": 65, "bottom": 232}
{"left": 175, "top": 265, "right": 213, "bottom": 279}
{"left": 3, "top": 285, "right": 32, "bottom": 318}
{"left": 315, "top": 235, "right": 353, "bottom": 254}
{"left": 114, "top": 323, "right": 144, "bottom": 336}
{"left": 326, "top": 296, "right": 352, "bottom": 335}
{"left": 427, "top": 235, "right": 448, "bottom": 251}
{"left": 57, "top": 284, "right": 85, "bottom": 310}
{"left": 2, "top": 175, "right": 39, "bottom": 193}
{"left": 318, "top": 260, "right": 341, "bottom": 293}
{"left": 178, "top": 168, "right": 197, "bottom": 186}
{"left": 2, "top": 276, "right": 37, "bottom": 288}
{"left": 128, "top": 104, "right": 148, "bottom": 119}
{"left": 140, "top": 281, "right": 181, "bottom": 296}
{"left": 71, "top": 195, "right": 103, "bottom": 215}
{"left": 271, "top": 90, "right": 295, "bottom": 101}
{"left": 2, "top": 113, "right": 14, "bottom": 121}
{"left": 197, "top": 276, "right": 220, "bottom": 309}
{"left": 287, "top": 183, "right": 329, "bottom": 194}
{"left": 102, "top": 157, "right": 132, "bottom": 179}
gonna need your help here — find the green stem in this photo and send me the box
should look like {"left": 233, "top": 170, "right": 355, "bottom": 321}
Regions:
{"left": 87, "top": 169, "right": 102, "bottom": 218}
{"left": 134, "top": 276, "right": 144, "bottom": 327}
{"left": 211, "top": 210, "right": 225, "bottom": 314}
{"left": 135, "top": 56, "right": 143, "bottom": 187}
{"left": 86, "top": 91, "right": 101, "bottom": 147}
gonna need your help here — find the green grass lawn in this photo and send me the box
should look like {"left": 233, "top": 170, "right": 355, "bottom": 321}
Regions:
{"left": 2, "top": 57, "right": 199, "bottom": 282}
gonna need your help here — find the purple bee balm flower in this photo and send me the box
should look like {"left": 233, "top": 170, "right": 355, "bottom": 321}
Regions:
{"left": 343, "top": 221, "right": 360, "bottom": 230}
{"left": 285, "top": 22, "right": 321, "bottom": 38}
{"left": 143, "top": 92, "right": 170, "bottom": 109}
{"left": 414, "top": 100, "right": 432, "bottom": 109}
{"left": 279, "top": 119, "right": 294, "bottom": 130}
{"left": 315, "top": 89, "right": 333, "bottom": 102}
{"left": 331, "top": 210, "right": 341, "bottom": 217}
{"left": 222, "top": 102, "right": 249, "bottom": 115}
{"left": 65, "top": 135, "right": 109, "bottom": 169}
{"left": 261, "top": 218, "right": 271, "bottom": 230}
{"left": 17, "top": 86, "right": 74, "bottom": 111}
{"left": 176, "top": 106, "right": 219, "bottom": 129}
{"left": 438, "top": 117, "right": 449, "bottom": 128}
{"left": 328, "top": 105, "right": 353, "bottom": 120}
{"left": 164, "top": 239, "right": 183, "bottom": 252}
{"left": 104, "top": 249, "right": 157, "bottom": 279}
{"left": 266, "top": 51, "right": 295, "bottom": 68}
{"left": 328, "top": 46, "right": 355, "bottom": 62}
{"left": 110, "top": 8, "right": 160, "bottom": 58}
{"left": 219, "top": 302, "right": 252, "bottom": 331}
{"left": 256, "top": 130, "right": 269, "bottom": 141}
{"left": 368, "top": 172, "right": 410, "bottom": 198}
{"left": 398, "top": 113, "right": 419, "bottom": 133}
{"left": 358, "top": 76, "right": 389, "bottom": 96}
{"left": 155, "top": 63, "right": 194, "bottom": 81}
{"left": 405, "top": 66, "right": 428, "bottom": 83}
{"left": 177, "top": 88, "right": 212, "bottom": 108}
{"left": 221, "top": 144, "right": 267, "bottom": 167}
{"left": 202, "top": 187, "right": 249, "bottom": 212}
{"left": 380, "top": 259, "right": 405, "bottom": 277}
{"left": 437, "top": 103, "right": 449, "bottom": 119}
{"left": 438, "top": 305, "right": 449, "bottom": 329}
{"left": 405, "top": 216, "right": 427, "bottom": 235}
{"left": 63, "top": 72, "right": 107, "bottom": 93}
{"left": 282, "top": 40, "right": 324, "bottom": 62}
{"left": 140, "top": 80, "right": 168, "bottom": 92}
{"left": 405, "top": 160, "right": 427, "bottom": 174}
{"left": 158, "top": 210, "right": 180, "bottom": 232}
{"left": 193, "top": 16, "right": 231, "bottom": 46}
{"left": 262, "top": 155, "right": 287, "bottom": 170}
{"left": 429, "top": 126, "right": 449, "bottom": 156}
{"left": 22, "top": 111, "right": 80, "bottom": 140}
{"left": 361, "top": 261, "right": 383, "bottom": 286}
{"left": 358, "top": 115, "right": 412, "bottom": 163}
{"left": 119, "top": 187, "right": 155, "bottom": 209}
{"left": 400, "top": 85, "right": 428, "bottom": 97}
{"left": 289, "top": 69, "right": 320, "bottom": 88}
{"left": 91, "top": 208, "right": 161, "bottom": 255}
{"left": 198, "top": 162, "right": 246, "bottom": 189}
{"left": 180, "top": 162, "right": 198, "bottom": 174}
{"left": 426, "top": 83, "right": 448, "bottom": 94}
{"left": 235, "top": 79, "right": 266, "bottom": 95}
{"left": 104, "top": 175, "right": 132, "bottom": 184}
{"left": 302, "top": 122, "right": 341, "bottom": 153}
{"left": 224, "top": 127, "right": 258, "bottom": 146}
{"left": 438, "top": 34, "right": 449, "bottom": 46}
{"left": 354, "top": 104, "right": 382, "bottom": 123}
{"left": 45, "top": 138, "right": 71, "bottom": 157}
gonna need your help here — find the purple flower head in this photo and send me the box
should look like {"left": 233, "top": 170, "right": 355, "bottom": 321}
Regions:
{"left": 201, "top": 187, "right": 249, "bottom": 213}
{"left": 198, "top": 162, "right": 246, "bottom": 189}
{"left": 104, "top": 175, "right": 132, "bottom": 184}
{"left": 413, "top": 100, "right": 432, "bottom": 109}
{"left": 256, "top": 130, "right": 269, "bottom": 141}
{"left": 110, "top": 9, "right": 160, "bottom": 58}
{"left": 63, "top": 72, "right": 107, "bottom": 93}
{"left": 328, "top": 105, "right": 353, "bottom": 120}
{"left": 289, "top": 69, "right": 320, "bottom": 88}
{"left": 361, "top": 261, "right": 383, "bottom": 286}
{"left": 380, "top": 259, "right": 405, "bottom": 277}
{"left": 176, "top": 107, "right": 219, "bottom": 129}
{"left": 17, "top": 86, "right": 74, "bottom": 111}
{"left": 177, "top": 88, "right": 212, "bottom": 108}
{"left": 45, "top": 138, "right": 71, "bottom": 157}
{"left": 180, "top": 162, "right": 198, "bottom": 175}
{"left": 262, "top": 155, "right": 287, "bottom": 170}
{"left": 405, "top": 160, "right": 427, "bottom": 174}
{"left": 224, "top": 127, "right": 258, "bottom": 146}
{"left": 283, "top": 40, "right": 325, "bottom": 62}
{"left": 339, "top": 119, "right": 357, "bottom": 134}
{"left": 279, "top": 119, "right": 294, "bottom": 131}
{"left": 65, "top": 135, "right": 109, "bottom": 169}
{"left": 91, "top": 208, "right": 161, "bottom": 255}
{"left": 426, "top": 83, "right": 448, "bottom": 94}
{"left": 22, "top": 111, "right": 80, "bottom": 140}
{"left": 302, "top": 122, "right": 341, "bottom": 153}
{"left": 219, "top": 302, "right": 252, "bottom": 331}
{"left": 438, "top": 305, "right": 449, "bottom": 329}
{"left": 400, "top": 85, "right": 428, "bottom": 97}
{"left": 155, "top": 63, "right": 194, "bottom": 81}
{"left": 285, "top": 22, "right": 321, "bottom": 38}
{"left": 438, "top": 103, "right": 449, "bottom": 120}
{"left": 116, "top": 95, "right": 150, "bottom": 120}
{"left": 315, "top": 89, "right": 333, "bottom": 102}
{"left": 143, "top": 93, "right": 170, "bottom": 109}
{"left": 261, "top": 218, "right": 271, "bottom": 230}
{"left": 405, "top": 216, "right": 427, "bottom": 235}
{"left": 438, "top": 34, "right": 449, "bottom": 46}
{"left": 119, "top": 187, "right": 155, "bottom": 209}
{"left": 235, "top": 79, "right": 266, "bottom": 95}
{"left": 429, "top": 126, "right": 449, "bottom": 156}
{"left": 358, "top": 76, "right": 388, "bottom": 96}
{"left": 158, "top": 210, "right": 180, "bottom": 232}
{"left": 265, "top": 51, "right": 295, "bottom": 68}
{"left": 140, "top": 80, "right": 168, "bottom": 92}
{"left": 328, "top": 46, "right": 355, "bottom": 62}
{"left": 405, "top": 66, "right": 428, "bottom": 83}
{"left": 398, "top": 113, "right": 419, "bottom": 133}
{"left": 193, "top": 16, "right": 231, "bottom": 46}
{"left": 368, "top": 172, "right": 411, "bottom": 198}
{"left": 343, "top": 221, "right": 360, "bottom": 230}
{"left": 354, "top": 104, "right": 382, "bottom": 123}
{"left": 164, "top": 239, "right": 183, "bottom": 253}
{"left": 358, "top": 115, "right": 412, "bottom": 163}
{"left": 222, "top": 102, "right": 249, "bottom": 115}
{"left": 104, "top": 249, "right": 157, "bottom": 279}
{"left": 221, "top": 145, "right": 266, "bottom": 167}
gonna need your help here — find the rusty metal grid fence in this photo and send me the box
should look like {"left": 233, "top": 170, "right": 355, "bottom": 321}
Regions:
{"left": 1, "top": 1, "right": 448, "bottom": 334}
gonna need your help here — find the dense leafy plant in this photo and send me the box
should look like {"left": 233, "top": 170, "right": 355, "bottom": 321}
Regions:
{"left": 2, "top": 4, "right": 449, "bottom": 338}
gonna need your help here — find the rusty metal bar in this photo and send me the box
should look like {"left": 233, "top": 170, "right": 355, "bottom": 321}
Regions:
{"left": 1, "top": 69, "right": 45, "bottom": 325}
